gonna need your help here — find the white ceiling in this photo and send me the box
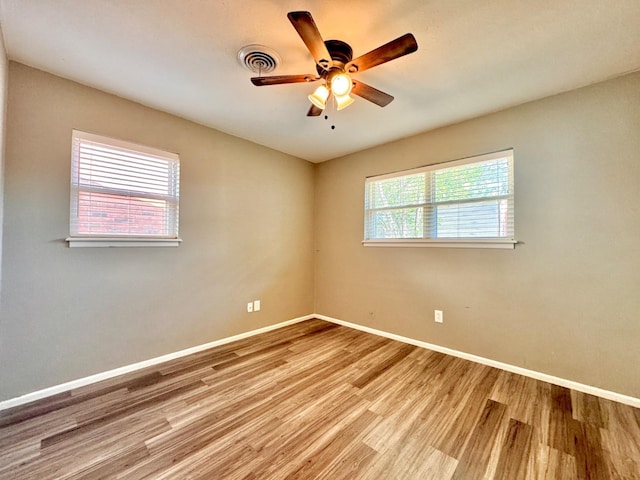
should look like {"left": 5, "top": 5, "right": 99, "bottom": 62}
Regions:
{"left": 1, "top": 1, "right": 639, "bottom": 163}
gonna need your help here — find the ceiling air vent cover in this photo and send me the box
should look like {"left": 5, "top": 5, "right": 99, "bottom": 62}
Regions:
{"left": 237, "top": 44, "right": 281, "bottom": 74}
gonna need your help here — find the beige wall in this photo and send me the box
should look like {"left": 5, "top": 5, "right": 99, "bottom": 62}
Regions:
{"left": 315, "top": 72, "right": 640, "bottom": 398}
{"left": 2, "top": 62, "right": 639, "bottom": 403}
{"left": 0, "top": 63, "right": 315, "bottom": 400}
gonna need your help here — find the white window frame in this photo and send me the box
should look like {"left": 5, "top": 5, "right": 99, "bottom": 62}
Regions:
{"left": 66, "top": 130, "right": 181, "bottom": 248}
{"left": 363, "top": 149, "right": 516, "bottom": 249}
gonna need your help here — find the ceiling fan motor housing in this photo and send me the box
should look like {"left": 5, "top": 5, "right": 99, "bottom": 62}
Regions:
{"left": 315, "top": 39, "right": 353, "bottom": 74}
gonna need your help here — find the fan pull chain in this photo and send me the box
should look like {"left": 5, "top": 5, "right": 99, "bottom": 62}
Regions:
{"left": 324, "top": 114, "right": 334, "bottom": 130}
{"left": 324, "top": 96, "right": 336, "bottom": 130}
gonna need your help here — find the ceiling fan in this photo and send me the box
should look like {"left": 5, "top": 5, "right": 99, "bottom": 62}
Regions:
{"left": 250, "top": 11, "right": 418, "bottom": 116}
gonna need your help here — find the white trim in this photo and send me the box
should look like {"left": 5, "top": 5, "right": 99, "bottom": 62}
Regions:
{"left": 4, "top": 312, "right": 638, "bottom": 412}
{"left": 364, "top": 149, "right": 515, "bottom": 247}
{"left": 363, "top": 239, "right": 516, "bottom": 249}
{"left": 315, "top": 314, "right": 640, "bottom": 409}
{"left": 72, "top": 129, "right": 180, "bottom": 160}
{"left": 69, "top": 130, "right": 180, "bottom": 243}
{"left": 66, "top": 237, "right": 182, "bottom": 248}
{"left": 0, "top": 314, "right": 314, "bottom": 412}
{"left": 365, "top": 148, "right": 514, "bottom": 181}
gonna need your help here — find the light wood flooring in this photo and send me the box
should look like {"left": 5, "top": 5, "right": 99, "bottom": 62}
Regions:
{"left": 1, "top": 319, "right": 639, "bottom": 479}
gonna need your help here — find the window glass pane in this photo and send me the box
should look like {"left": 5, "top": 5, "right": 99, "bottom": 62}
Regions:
{"left": 78, "top": 142, "right": 172, "bottom": 196}
{"left": 435, "top": 199, "right": 508, "bottom": 238}
{"left": 368, "top": 173, "right": 426, "bottom": 209}
{"left": 77, "top": 191, "right": 169, "bottom": 236}
{"left": 433, "top": 158, "right": 511, "bottom": 203}
{"left": 370, "top": 207, "right": 424, "bottom": 238}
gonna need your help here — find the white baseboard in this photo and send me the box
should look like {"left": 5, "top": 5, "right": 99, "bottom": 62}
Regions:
{"left": 315, "top": 314, "right": 640, "bottom": 409}
{"left": 0, "top": 314, "right": 314, "bottom": 412}
{"left": 3, "top": 313, "right": 638, "bottom": 412}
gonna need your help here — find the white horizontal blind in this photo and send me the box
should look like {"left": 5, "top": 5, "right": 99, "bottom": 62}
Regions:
{"left": 70, "top": 130, "right": 180, "bottom": 238}
{"left": 364, "top": 149, "right": 514, "bottom": 243}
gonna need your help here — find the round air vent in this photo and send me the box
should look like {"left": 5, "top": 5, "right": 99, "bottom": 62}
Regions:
{"left": 237, "top": 44, "right": 281, "bottom": 74}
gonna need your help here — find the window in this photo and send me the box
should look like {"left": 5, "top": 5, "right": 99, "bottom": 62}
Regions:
{"left": 67, "top": 130, "right": 181, "bottom": 247}
{"left": 364, "top": 149, "right": 515, "bottom": 249}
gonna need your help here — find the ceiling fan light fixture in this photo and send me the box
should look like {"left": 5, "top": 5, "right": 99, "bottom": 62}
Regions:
{"left": 335, "top": 93, "right": 355, "bottom": 111}
{"left": 308, "top": 84, "right": 329, "bottom": 109}
{"left": 329, "top": 72, "right": 353, "bottom": 97}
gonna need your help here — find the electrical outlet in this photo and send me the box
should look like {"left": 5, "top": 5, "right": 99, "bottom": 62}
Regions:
{"left": 247, "top": 302, "right": 253, "bottom": 313}
{"left": 254, "top": 300, "right": 261, "bottom": 311}
{"left": 435, "top": 310, "right": 443, "bottom": 323}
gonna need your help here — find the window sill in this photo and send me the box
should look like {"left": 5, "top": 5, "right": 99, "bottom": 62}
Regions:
{"left": 362, "top": 239, "right": 516, "bottom": 249}
{"left": 66, "top": 237, "right": 182, "bottom": 248}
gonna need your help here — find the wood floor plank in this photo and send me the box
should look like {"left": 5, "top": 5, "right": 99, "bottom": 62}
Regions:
{"left": 350, "top": 343, "right": 417, "bottom": 389}
{"left": 315, "top": 442, "right": 378, "bottom": 480}
{"left": 0, "top": 440, "right": 40, "bottom": 477}
{"left": 280, "top": 409, "right": 380, "bottom": 480}
{"left": 4, "top": 415, "right": 169, "bottom": 480}
{"left": 574, "top": 420, "right": 611, "bottom": 480}
{"left": 211, "top": 340, "right": 294, "bottom": 371}
{"left": 451, "top": 399, "right": 509, "bottom": 480}
{"left": 548, "top": 384, "right": 578, "bottom": 456}
{"left": 40, "top": 379, "right": 204, "bottom": 448}
{"left": 363, "top": 383, "right": 437, "bottom": 454}
{"left": 0, "top": 392, "right": 75, "bottom": 428}
{"left": 599, "top": 397, "right": 640, "bottom": 479}
{"left": 1, "top": 319, "right": 639, "bottom": 479}
{"left": 146, "top": 440, "right": 263, "bottom": 480}
{"left": 432, "top": 364, "right": 502, "bottom": 459}
{"left": 493, "top": 419, "right": 534, "bottom": 480}
{"left": 355, "top": 353, "right": 421, "bottom": 404}
{"left": 572, "top": 390, "right": 606, "bottom": 428}
{"left": 491, "top": 370, "right": 540, "bottom": 425}
{"left": 0, "top": 407, "right": 78, "bottom": 449}
{"left": 356, "top": 440, "right": 458, "bottom": 480}
{"left": 247, "top": 390, "right": 371, "bottom": 478}
{"left": 527, "top": 444, "right": 578, "bottom": 480}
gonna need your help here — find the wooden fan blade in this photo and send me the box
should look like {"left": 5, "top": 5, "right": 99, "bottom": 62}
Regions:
{"left": 351, "top": 81, "right": 394, "bottom": 107}
{"left": 307, "top": 105, "right": 323, "bottom": 116}
{"left": 251, "top": 75, "right": 319, "bottom": 86}
{"left": 346, "top": 33, "right": 418, "bottom": 73}
{"left": 287, "top": 11, "right": 332, "bottom": 69}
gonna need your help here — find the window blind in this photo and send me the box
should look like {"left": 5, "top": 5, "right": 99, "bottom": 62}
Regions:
{"left": 70, "top": 130, "right": 180, "bottom": 239}
{"left": 364, "top": 149, "right": 514, "bottom": 247}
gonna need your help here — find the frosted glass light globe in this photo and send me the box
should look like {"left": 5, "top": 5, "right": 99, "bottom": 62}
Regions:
{"left": 330, "top": 73, "right": 352, "bottom": 97}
